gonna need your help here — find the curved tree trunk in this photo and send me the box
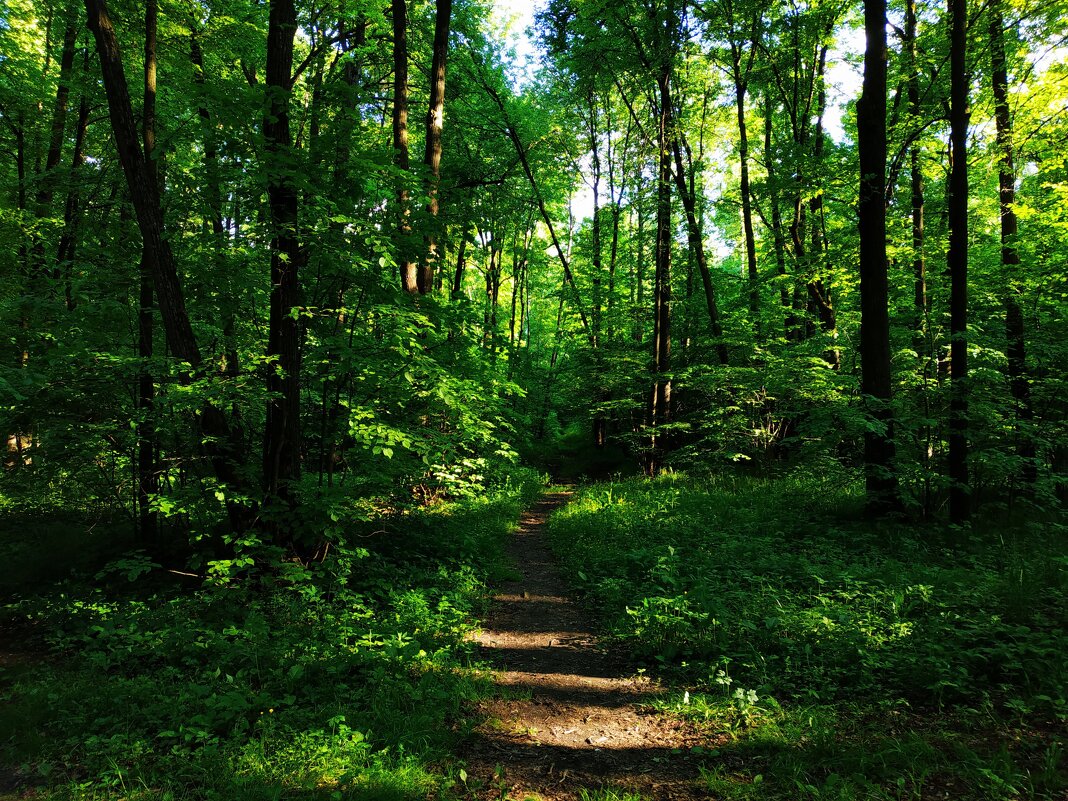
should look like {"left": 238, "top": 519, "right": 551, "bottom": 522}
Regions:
{"left": 85, "top": 0, "right": 251, "bottom": 532}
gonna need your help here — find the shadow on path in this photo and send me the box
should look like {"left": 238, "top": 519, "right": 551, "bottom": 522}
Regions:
{"left": 460, "top": 491, "right": 717, "bottom": 801}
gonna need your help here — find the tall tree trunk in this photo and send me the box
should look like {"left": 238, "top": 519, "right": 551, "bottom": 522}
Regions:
{"left": 392, "top": 0, "right": 417, "bottom": 293}
{"left": 190, "top": 27, "right": 238, "bottom": 378}
{"left": 906, "top": 0, "right": 932, "bottom": 514}
{"left": 990, "top": 0, "right": 1037, "bottom": 494}
{"left": 85, "top": 0, "right": 249, "bottom": 531}
{"left": 948, "top": 0, "right": 970, "bottom": 523}
{"left": 763, "top": 92, "right": 792, "bottom": 331}
{"left": 262, "top": 0, "right": 303, "bottom": 528}
{"left": 588, "top": 94, "right": 603, "bottom": 346}
{"left": 138, "top": 0, "right": 158, "bottom": 542}
{"left": 648, "top": 64, "right": 673, "bottom": 475}
{"left": 857, "top": 0, "right": 899, "bottom": 515}
{"left": 732, "top": 50, "right": 759, "bottom": 334}
{"left": 35, "top": 19, "right": 78, "bottom": 221}
{"left": 55, "top": 50, "right": 90, "bottom": 310}
{"left": 634, "top": 197, "right": 645, "bottom": 343}
{"left": 419, "top": 0, "right": 452, "bottom": 294}
{"left": 588, "top": 94, "right": 608, "bottom": 445}
{"left": 452, "top": 226, "right": 469, "bottom": 297}
{"left": 806, "top": 46, "right": 838, "bottom": 366}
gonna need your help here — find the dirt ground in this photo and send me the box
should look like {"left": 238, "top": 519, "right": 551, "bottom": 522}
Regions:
{"left": 460, "top": 491, "right": 717, "bottom": 801}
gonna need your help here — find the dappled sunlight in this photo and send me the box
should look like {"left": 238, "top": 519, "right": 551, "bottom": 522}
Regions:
{"left": 459, "top": 492, "right": 715, "bottom": 800}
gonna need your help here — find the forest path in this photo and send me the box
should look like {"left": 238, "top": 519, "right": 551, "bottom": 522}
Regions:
{"left": 460, "top": 490, "right": 711, "bottom": 801}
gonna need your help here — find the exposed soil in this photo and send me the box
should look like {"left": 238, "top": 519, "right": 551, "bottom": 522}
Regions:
{"left": 460, "top": 491, "right": 715, "bottom": 801}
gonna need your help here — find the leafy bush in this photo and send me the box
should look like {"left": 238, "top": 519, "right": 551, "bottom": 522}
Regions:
{"left": 548, "top": 472, "right": 1068, "bottom": 799}
{"left": 0, "top": 467, "right": 542, "bottom": 800}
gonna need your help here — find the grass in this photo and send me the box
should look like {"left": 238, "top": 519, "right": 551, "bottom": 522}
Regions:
{"left": 0, "top": 468, "right": 544, "bottom": 800}
{"left": 546, "top": 470, "right": 1068, "bottom": 800}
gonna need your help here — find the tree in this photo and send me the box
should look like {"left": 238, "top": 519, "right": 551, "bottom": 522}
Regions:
{"left": 419, "top": 0, "right": 453, "bottom": 294}
{"left": 989, "top": 0, "right": 1037, "bottom": 495}
{"left": 947, "top": 0, "right": 970, "bottom": 523}
{"left": 856, "top": 0, "right": 899, "bottom": 514}
{"left": 261, "top": 0, "right": 303, "bottom": 533}
{"left": 84, "top": 0, "right": 250, "bottom": 533}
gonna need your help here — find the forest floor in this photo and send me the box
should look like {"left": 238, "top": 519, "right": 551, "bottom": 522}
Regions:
{"left": 460, "top": 491, "right": 714, "bottom": 801}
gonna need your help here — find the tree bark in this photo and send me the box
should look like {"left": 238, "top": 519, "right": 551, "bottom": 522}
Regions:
{"left": 419, "top": 0, "right": 452, "bottom": 294}
{"left": 85, "top": 0, "right": 249, "bottom": 530}
{"left": 648, "top": 64, "right": 673, "bottom": 475}
{"left": 990, "top": 0, "right": 1037, "bottom": 493}
{"left": 857, "top": 0, "right": 899, "bottom": 515}
{"left": 35, "top": 19, "right": 78, "bottom": 220}
{"left": 55, "top": 49, "right": 91, "bottom": 310}
{"left": 138, "top": 0, "right": 158, "bottom": 541}
{"left": 906, "top": 0, "right": 932, "bottom": 514}
{"left": 763, "top": 91, "right": 792, "bottom": 331}
{"left": 392, "top": 0, "right": 417, "bottom": 293}
{"left": 731, "top": 46, "right": 759, "bottom": 334}
{"left": 948, "top": 0, "right": 970, "bottom": 523}
{"left": 452, "top": 225, "right": 469, "bottom": 297}
{"left": 262, "top": 0, "right": 303, "bottom": 524}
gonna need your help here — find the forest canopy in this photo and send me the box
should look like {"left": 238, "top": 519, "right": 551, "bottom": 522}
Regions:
{"left": 3, "top": 0, "right": 1067, "bottom": 536}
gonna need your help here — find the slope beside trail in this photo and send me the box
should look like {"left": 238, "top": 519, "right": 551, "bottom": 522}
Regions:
{"left": 460, "top": 491, "right": 714, "bottom": 801}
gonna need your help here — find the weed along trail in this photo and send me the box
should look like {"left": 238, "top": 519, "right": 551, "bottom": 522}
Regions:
{"left": 460, "top": 491, "right": 709, "bottom": 801}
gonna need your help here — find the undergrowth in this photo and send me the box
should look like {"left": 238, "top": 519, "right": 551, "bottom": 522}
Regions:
{"left": 0, "top": 467, "right": 543, "bottom": 800}
{"left": 547, "top": 471, "right": 1068, "bottom": 800}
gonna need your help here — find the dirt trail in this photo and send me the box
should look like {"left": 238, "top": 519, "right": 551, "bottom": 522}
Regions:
{"left": 460, "top": 491, "right": 712, "bottom": 801}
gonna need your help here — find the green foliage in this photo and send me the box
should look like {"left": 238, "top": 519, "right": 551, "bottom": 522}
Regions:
{"left": 548, "top": 473, "right": 1068, "bottom": 798}
{"left": 0, "top": 468, "right": 542, "bottom": 800}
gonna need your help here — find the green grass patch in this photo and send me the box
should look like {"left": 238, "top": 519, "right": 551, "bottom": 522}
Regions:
{"left": 0, "top": 468, "right": 544, "bottom": 800}
{"left": 547, "top": 471, "right": 1068, "bottom": 800}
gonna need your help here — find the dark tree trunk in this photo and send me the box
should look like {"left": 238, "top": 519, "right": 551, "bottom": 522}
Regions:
{"left": 906, "top": 0, "right": 933, "bottom": 514}
{"left": 35, "top": 20, "right": 78, "bottom": 219}
{"left": 857, "top": 0, "right": 899, "bottom": 515}
{"left": 452, "top": 226, "right": 469, "bottom": 297}
{"left": 763, "top": 92, "right": 792, "bottom": 330}
{"left": 648, "top": 64, "right": 673, "bottom": 475}
{"left": 589, "top": 94, "right": 603, "bottom": 346}
{"left": 392, "top": 0, "right": 417, "bottom": 293}
{"left": 262, "top": 0, "right": 303, "bottom": 527}
{"left": 806, "top": 47, "right": 838, "bottom": 367}
{"left": 948, "top": 0, "right": 970, "bottom": 523}
{"left": 733, "top": 56, "right": 759, "bottom": 334}
{"left": 634, "top": 197, "right": 645, "bottom": 343}
{"left": 85, "top": 0, "right": 201, "bottom": 372}
{"left": 85, "top": 0, "right": 249, "bottom": 531}
{"left": 419, "top": 0, "right": 451, "bottom": 294}
{"left": 588, "top": 95, "right": 608, "bottom": 444}
{"left": 138, "top": 0, "right": 158, "bottom": 542}
{"left": 990, "top": 1, "right": 1037, "bottom": 493}
{"left": 55, "top": 50, "right": 91, "bottom": 310}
